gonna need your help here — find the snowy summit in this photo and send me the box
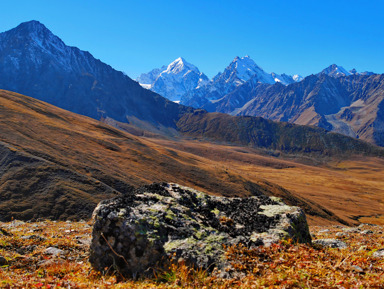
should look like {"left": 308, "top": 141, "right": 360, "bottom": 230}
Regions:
{"left": 137, "top": 57, "right": 208, "bottom": 102}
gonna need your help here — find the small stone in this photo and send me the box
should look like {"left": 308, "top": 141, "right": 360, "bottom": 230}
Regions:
{"left": 313, "top": 239, "right": 348, "bottom": 249}
{"left": 38, "top": 259, "right": 65, "bottom": 267}
{"left": 360, "top": 230, "right": 374, "bottom": 235}
{"left": 0, "top": 256, "right": 8, "bottom": 266}
{"left": 44, "top": 247, "right": 64, "bottom": 256}
{"left": 351, "top": 265, "right": 364, "bottom": 273}
{"left": 373, "top": 249, "right": 384, "bottom": 258}
{"left": 21, "top": 235, "right": 45, "bottom": 241}
{"left": 342, "top": 227, "right": 360, "bottom": 233}
{"left": 358, "top": 223, "right": 377, "bottom": 228}
{"left": 335, "top": 232, "right": 348, "bottom": 237}
{"left": 318, "top": 229, "right": 330, "bottom": 234}
{"left": 358, "top": 245, "right": 368, "bottom": 251}
{"left": 76, "top": 238, "right": 91, "bottom": 246}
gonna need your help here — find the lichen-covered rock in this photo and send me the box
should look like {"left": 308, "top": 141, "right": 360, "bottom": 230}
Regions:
{"left": 89, "top": 183, "right": 311, "bottom": 277}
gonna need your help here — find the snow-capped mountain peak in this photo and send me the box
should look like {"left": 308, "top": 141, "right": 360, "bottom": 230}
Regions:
{"left": 162, "top": 57, "right": 199, "bottom": 76}
{"left": 320, "top": 64, "right": 351, "bottom": 78}
{"left": 226, "top": 55, "right": 270, "bottom": 84}
{"left": 136, "top": 57, "right": 208, "bottom": 101}
{"left": 293, "top": 74, "right": 304, "bottom": 82}
{"left": 180, "top": 55, "right": 303, "bottom": 107}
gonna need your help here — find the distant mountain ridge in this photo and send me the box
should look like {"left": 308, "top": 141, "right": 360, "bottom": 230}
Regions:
{"left": 204, "top": 73, "right": 384, "bottom": 146}
{"left": 318, "top": 64, "right": 374, "bottom": 78}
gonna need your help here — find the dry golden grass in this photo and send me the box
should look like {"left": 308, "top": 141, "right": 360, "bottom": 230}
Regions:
{"left": 153, "top": 139, "right": 384, "bottom": 226}
{"left": 1, "top": 89, "right": 384, "bottom": 225}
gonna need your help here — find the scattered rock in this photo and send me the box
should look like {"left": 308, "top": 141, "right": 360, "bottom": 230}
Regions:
{"left": 373, "top": 249, "right": 384, "bottom": 258}
{"left": 358, "top": 245, "right": 368, "bottom": 251}
{"left": 335, "top": 232, "right": 348, "bottom": 237}
{"left": 76, "top": 236, "right": 91, "bottom": 246}
{"left": 318, "top": 229, "right": 330, "bottom": 234}
{"left": 313, "top": 239, "right": 348, "bottom": 249}
{"left": 358, "top": 223, "right": 377, "bottom": 228}
{"left": 360, "top": 230, "right": 374, "bottom": 235}
{"left": 0, "top": 227, "right": 12, "bottom": 236}
{"left": 44, "top": 247, "right": 64, "bottom": 256}
{"left": 0, "top": 256, "right": 8, "bottom": 266}
{"left": 21, "top": 235, "right": 46, "bottom": 241}
{"left": 38, "top": 259, "right": 65, "bottom": 267}
{"left": 10, "top": 221, "right": 25, "bottom": 227}
{"left": 342, "top": 227, "right": 360, "bottom": 233}
{"left": 352, "top": 265, "right": 364, "bottom": 273}
{"left": 89, "top": 183, "right": 311, "bottom": 278}
{"left": 16, "top": 245, "right": 36, "bottom": 255}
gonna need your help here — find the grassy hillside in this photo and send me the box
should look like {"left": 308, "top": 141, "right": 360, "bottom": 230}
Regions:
{"left": 0, "top": 90, "right": 312, "bottom": 222}
{"left": 1, "top": 89, "right": 384, "bottom": 225}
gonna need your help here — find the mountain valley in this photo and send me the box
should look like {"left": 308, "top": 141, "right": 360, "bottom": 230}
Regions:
{"left": 1, "top": 89, "right": 384, "bottom": 226}
{"left": 0, "top": 21, "right": 383, "bottom": 228}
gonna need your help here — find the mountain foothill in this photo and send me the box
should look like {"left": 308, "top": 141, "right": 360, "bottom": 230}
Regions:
{"left": 1, "top": 20, "right": 384, "bottom": 226}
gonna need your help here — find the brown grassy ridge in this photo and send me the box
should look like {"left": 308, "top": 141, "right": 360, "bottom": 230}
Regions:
{"left": 0, "top": 89, "right": 313, "bottom": 222}
{"left": 1, "top": 89, "right": 384, "bottom": 225}
{"left": 0, "top": 220, "right": 383, "bottom": 288}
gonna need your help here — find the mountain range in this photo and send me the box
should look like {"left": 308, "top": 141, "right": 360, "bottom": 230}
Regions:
{"left": 2, "top": 21, "right": 381, "bottom": 152}
{"left": 138, "top": 55, "right": 302, "bottom": 103}
{"left": 138, "top": 56, "right": 383, "bottom": 146}
{"left": 202, "top": 73, "right": 384, "bottom": 147}
{"left": 1, "top": 20, "right": 384, "bottom": 224}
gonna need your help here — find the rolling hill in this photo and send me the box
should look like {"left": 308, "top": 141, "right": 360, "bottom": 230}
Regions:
{"left": 0, "top": 89, "right": 319, "bottom": 222}
{"left": 1, "top": 89, "right": 384, "bottom": 225}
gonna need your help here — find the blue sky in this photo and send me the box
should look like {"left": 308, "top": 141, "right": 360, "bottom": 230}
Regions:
{"left": 0, "top": 0, "right": 383, "bottom": 79}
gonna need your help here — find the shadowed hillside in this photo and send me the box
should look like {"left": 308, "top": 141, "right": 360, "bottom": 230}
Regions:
{"left": 177, "top": 110, "right": 384, "bottom": 157}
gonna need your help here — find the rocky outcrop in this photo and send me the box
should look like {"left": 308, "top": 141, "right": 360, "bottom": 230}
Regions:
{"left": 89, "top": 183, "right": 311, "bottom": 278}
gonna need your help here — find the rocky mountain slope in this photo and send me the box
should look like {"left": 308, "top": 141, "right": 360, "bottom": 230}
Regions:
{"left": 137, "top": 57, "right": 209, "bottom": 101}
{"left": 203, "top": 73, "right": 384, "bottom": 146}
{"left": 180, "top": 56, "right": 301, "bottom": 108}
{"left": 0, "top": 20, "right": 192, "bottom": 130}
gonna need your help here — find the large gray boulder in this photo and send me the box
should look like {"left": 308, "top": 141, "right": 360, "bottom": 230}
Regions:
{"left": 89, "top": 183, "right": 311, "bottom": 277}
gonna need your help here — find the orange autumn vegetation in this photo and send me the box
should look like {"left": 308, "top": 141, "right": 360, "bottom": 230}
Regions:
{"left": 0, "top": 221, "right": 383, "bottom": 288}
